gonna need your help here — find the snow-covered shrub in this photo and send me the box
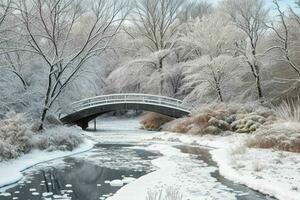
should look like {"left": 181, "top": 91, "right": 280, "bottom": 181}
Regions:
{"left": 229, "top": 144, "right": 247, "bottom": 155}
{"left": 162, "top": 103, "right": 274, "bottom": 135}
{"left": 140, "top": 112, "right": 174, "bottom": 131}
{"left": 33, "top": 126, "right": 83, "bottom": 151}
{"left": 146, "top": 187, "right": 183, "bottom": 200}
{"left": 272, "top": 97, "right": 300, "bottom": 122}
{"left": 0, "top": 112, "right": 33, "bottom": 161}
{"left": 247, "top": 122, "right": 300, "bottom": 153}
{"left": 252, "top": 160, "right": 264, "bottom": 172}
{"left": 0, "top": 141, "right": 19, "bottom": 161}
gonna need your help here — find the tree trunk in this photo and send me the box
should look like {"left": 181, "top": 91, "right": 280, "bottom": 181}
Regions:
{"left": 39, "top": 107, "right": 48, "bottom": 130}
{"left": 160, "top": 74, "right": 164, "bottom": 95}
{"left": 255, "top": 74, "right": 263, "bottom": 100}
{"left": 39, "top": 71, "right": 53, "bottom": 130}
{"left": 248, "top": 61, "right": 264, "bottom": 100}
{"left": 216, "top": 83, "right": 223, "bottom": 102}
{"left": 158, "top": 57, "right": 164, "bottom": 95}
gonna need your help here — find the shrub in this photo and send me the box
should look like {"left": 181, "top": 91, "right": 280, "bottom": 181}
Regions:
{"left": 0, "top": 112, "right": 84, "bottom": 161}
{"left": 162, "top": 103, "right": 275, "bottom": 135}
{"left": 140, "top": 112, "right": 174, "bottom": 131}
{"left": 0, "top": 112, "right": 33, "bottom": 161}
{"left": 247, "top": 122, "right": 300, "bottom": 153}
{"left": 33, "top": 126, "right": 84, "bottom": 151}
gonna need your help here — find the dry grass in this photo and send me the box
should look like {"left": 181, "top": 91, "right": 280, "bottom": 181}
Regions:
{"left": 140, "top": 112, "right": 174, "bottom": 131}
{"left": 272, "top": 97, "right": 300, "bottom": 122}
{"left": 146, "top": 187, "right": 183, "bottom": 200}
{"left": 162, "top": 103, "right": 274, "bottom": 135}
{"left": 247, "top": 122, "right": 300, "bottom": 153}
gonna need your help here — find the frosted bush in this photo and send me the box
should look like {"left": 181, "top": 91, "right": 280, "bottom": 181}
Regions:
{"left": 162, "top": 103, "right": 274, "bottom": 135}
{"left": 146, "top": 187, "right": 183, "bottom": 200}
{"left": 0, "top": 112, "right": 84, "bottom": 161}
{"left": 0, "top": 112, "right": 33, "bottom": 160}
{"left": 140, "top": 112, "right": 174, "bottom": 131}
{"left": 33, "top": 126, "right": 83, "bottom": 151}
{"left": 0, "top": 141, "right": 19, "bottom": 161}
{"left": 247, "top": 122, "right": 300, "bottom": 152}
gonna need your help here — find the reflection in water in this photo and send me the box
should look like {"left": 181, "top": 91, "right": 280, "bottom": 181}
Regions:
{"left": 178, "top": 145, "right": 276, "bottom": 200}
{"left": 0, "top": 143, "right": 159, "bottom": 200}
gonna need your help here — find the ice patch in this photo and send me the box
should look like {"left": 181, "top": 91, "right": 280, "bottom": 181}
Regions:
{"left": 109, "top": 180, "right": 123, "bottom": 187}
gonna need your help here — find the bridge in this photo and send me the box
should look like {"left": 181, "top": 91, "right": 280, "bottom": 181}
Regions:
{"left": 60, "top": 93, "right": 191, "bottom": 130}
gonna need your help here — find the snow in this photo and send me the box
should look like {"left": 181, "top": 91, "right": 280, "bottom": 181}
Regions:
{"left": 0, "top": 139, "right": 94, "bottom": 190}
{"left": 108, "top": 143, "right": 238, "bottom": 200}
{"left": 157, "top": 132, "right": 300, "bottom": 200}
{"left": 122, "top": 177, "right": 136, "bottom": 184}
{"left": 1, "top": 117, "right": 299, "bottom": 200}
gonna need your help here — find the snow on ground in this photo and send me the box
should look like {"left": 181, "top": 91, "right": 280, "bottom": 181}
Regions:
{"left": 108, "top": 143, "right": 238, "bottom": 200}
{"left": 158, "top": 132, "right": 300, "bottom": 200}
{"left": 85, "top": 117, "right": 162, "bottom": 144}
{"left": 0, "top": 139, "right": 95, "bottom": 190}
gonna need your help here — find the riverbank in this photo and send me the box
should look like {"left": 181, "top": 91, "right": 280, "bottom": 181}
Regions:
{"left": 157, "top": 132, "right": 300, "bottom": 200}
{"left": 0, "top": 138, "right": 95, "bottom": 190}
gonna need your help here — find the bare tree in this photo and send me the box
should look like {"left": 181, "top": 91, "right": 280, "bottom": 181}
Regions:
{"left": 225, "top": 0, "right": 269, "bottom": 100}
{"left": 0, "top": 0, "right": 28, "bottom": 88}
{"left": 290, "top": 0, "right": 300, "bottom": 26}
{"left": 265, "top": 0, "right": 300, "bottom": 77}
{"left": 132, "top": 0, "right": 184, "bottom": 52}
{"left": 13, "top": 0, "right": 129, "bottom": 129}
{"left": 179, "top": 0, "right": 213, "bottom": 22}
{"left": 129, "top": 0, "right": 185, "bottom": 95}
{"left": 3, "top": 51, "right": 29, "bottom": 89}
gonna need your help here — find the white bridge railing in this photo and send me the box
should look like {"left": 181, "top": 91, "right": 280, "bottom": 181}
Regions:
{"left": 63, "top": 93, "right": 190, "bottom": 115}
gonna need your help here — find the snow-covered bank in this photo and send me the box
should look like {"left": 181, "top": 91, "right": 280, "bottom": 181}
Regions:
{"left": 0, "top": 139, "right": 95, "bottom": 189}
{"left": 158, "top": 132, "right": 300, "bottom": 200}
{"left": 108, "top": 143, "right": 251, "bottom": 200}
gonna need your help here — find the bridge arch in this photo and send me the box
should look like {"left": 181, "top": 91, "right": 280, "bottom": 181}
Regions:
{"left": 60, "top": 93, "right": 190, "bottom": 130}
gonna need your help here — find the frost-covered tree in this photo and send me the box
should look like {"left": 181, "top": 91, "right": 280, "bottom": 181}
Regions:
{"left": 182, "top": 55, "right": 240, "bottom": 103}
{"left": 106, "top": 49, "right": 179, "bottom": 95}
{"left": 265, "top": 0, "right": 300, "bottom": 77}
{"left": 225, "top": 0, "right": 269, "bottom": 100}
{"left": 179, "top": 0, "right": 213, "bottom": 22}
{"left": 13, "top": 0, "right": 129, "bottom": 129}
{"left": 175, "top": 10, "right": 245, "bottom": 103}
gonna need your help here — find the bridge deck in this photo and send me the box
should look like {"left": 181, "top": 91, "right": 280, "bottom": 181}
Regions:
{"left": 60, "top": 93, "right": 190, "bottom": 129}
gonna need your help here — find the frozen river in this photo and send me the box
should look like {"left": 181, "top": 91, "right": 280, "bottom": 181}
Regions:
{"left": 0, "top": 118, "right": 276, "bottom": 200}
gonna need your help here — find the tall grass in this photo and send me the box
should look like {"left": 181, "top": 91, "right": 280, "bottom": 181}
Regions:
{"left": 272, "top": 97, "right": 300, "bottom": 122}
{"left": 146, "top": 187, "right": 183, "bottom": 200}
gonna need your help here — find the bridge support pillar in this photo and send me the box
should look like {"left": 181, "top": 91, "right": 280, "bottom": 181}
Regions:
{"left": 93, "top": 118, "right": 97, "bottom": 131}
{"left": 77, "top": 120, "right": 89, "bottom": 130}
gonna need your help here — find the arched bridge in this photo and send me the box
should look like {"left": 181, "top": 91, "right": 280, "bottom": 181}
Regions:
{"left": 60, "top": 93, "right": 191, "bottom": 130}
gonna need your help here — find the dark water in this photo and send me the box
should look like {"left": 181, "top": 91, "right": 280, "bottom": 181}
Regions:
{"left": 0, "top": 143, "right": 159, "bottom": 200}
{"left": 178, "top": 146, "right": 276, "bottom": 200}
